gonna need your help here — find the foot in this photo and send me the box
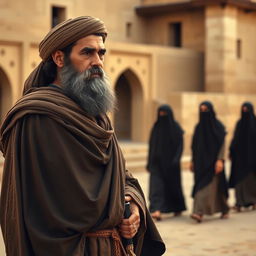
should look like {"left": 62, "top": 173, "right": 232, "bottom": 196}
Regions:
{"left": 220, "top": 213, "right": 229, "bottom": 219}
{"left": 151, "top": 210, "right": 162, "bottom": 221}
{"left": 232, "top": 205, "right": 241, "bottom": 212}
{"left": 190, "top": 213, "right": 203, "bottom": 223}
{"left": 174, "top": 212, "right": 182, "bottom": 217}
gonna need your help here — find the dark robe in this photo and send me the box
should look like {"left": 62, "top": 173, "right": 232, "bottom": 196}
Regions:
{"left": 191, "top": 101, "right": 228, "bottom": 198}
{"left": 229, "top": 102, "right": 256, "bottom": 207}
{"left": 147, "top": 104, "right": 186, "bottom": 213}
{"left": 229, "top": 102, "right": 256, "bottom": 187}
{"left": 0, "top": 87, "right": 165, "bottom": 256}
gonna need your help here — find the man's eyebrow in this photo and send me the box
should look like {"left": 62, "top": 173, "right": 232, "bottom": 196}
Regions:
{"left": 80, "top": 47, "right": 106, "bottom": 54}
{"left": 80, "top": 47, "right": 95, "bottom": 53}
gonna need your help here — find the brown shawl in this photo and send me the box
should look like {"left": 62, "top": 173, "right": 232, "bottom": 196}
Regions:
{"left": 0, "top": 87, "right": 165, "bottom": 256}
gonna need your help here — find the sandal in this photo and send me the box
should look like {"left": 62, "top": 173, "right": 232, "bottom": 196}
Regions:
{"left": 232, "top": 205, "right": 241, "bottom": 212}
{"left": 151, "top": 211, "right": 162, "bottom": 221}
{"left": 190, "top": 213, "right": 202, "bottom": 223}
{"left": 174, "top": 212, "right": 182, "bottom": 217}
{"left": 220, "top": 213, "right": 229, "bottom": 219}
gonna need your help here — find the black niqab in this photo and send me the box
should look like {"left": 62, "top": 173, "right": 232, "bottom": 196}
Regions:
{"left": 191, "top": 101, "right": 227, "bottom": 197}
{"left": 147, "top": 104, "right": 183, "bottom": 172}
{"left": 229, "top": 102, "right": 256, "bottom": 187}
{"left": 147, "top": 104, "right": 186, "bottom": 213}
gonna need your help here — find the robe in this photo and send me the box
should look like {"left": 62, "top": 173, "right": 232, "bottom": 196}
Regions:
{"left": 147, "top": 105, "right": 186, "bottom": 213}
{"left": 0, "top": 86, "right": 165, "bottom": 256}
{"left": 191, "top": 101, "right": 228, "bottom": 198}
{"left": 191, "top": 101, "right": 229, "bottom": 215}
{"left": 229, "top": 102, "right": 256, "bottom": 207}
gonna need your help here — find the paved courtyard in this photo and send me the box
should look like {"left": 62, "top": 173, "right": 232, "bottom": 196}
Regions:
{"left": 0, "top": 165, "right": 256, "bottom": 256}
{"left": 134, "top": 169, "right": 256, "bottom": 256}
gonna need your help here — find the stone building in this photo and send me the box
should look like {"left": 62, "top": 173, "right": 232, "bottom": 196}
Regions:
{"left": 1, "top": 0, "right": 256, "bottom": 163}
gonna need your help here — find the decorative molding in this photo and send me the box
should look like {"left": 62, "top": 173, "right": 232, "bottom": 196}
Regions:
{"left": 135, "top": 0, "right": 256, "bottom": 16}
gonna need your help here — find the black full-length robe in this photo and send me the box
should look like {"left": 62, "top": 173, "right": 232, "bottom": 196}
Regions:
{"left": 147, "top": 104, "right": 186, "bottom": 213}
{"left": 229, "top": 102, "right": 256, "bottom": 207}
{"left": 191, "top": 101, "right": 228, "bottom": 199}
{"left": 0, "top": 87, "right": 165, "bottom": 256}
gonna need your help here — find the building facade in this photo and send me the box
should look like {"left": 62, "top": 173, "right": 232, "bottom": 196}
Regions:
{"left": 1, "top": 0, "right": 256, "bottom": 156}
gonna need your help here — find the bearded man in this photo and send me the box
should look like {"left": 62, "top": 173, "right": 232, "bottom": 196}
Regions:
{"left": 0, "top": 16, "right": 165, "bottom": 256}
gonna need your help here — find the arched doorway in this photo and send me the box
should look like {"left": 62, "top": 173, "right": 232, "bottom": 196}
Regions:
{"left": 0, "top": 67, "right": 12, "bottom": 124}
{"left": 114, "top": 74, "right": 132, "bottom": 140}
{"left": 114, "top": 69, "right": 143, "bottom": 142}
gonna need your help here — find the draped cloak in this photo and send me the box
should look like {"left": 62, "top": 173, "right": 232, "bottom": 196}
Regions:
{"left": 191, "top": 101, "right": 228, "bottom": 198}
{"left": 147, "top": 105, "right": 186, "bottom": 213}
{"left": 229, "top": 102, "right": 256, "bottom": 187}
{"left": 0, "top": 87, "right": 165, "bottom": 256}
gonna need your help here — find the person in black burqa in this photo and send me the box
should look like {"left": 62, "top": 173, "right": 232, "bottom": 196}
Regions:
{"left": 190, "top": 101, "right": 229, "bottom": 223}
{"left": 229, "top": 102, "right": 256, "bottom": 212}
{"left": 146, "top": 104, "right": 186, "bottom": 221}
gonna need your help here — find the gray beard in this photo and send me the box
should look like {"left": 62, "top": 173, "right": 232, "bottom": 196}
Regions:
{"left": 59, "top": 62, "right": 116, "bottom": 117}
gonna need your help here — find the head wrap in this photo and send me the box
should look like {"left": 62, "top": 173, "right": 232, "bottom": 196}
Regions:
{"left": 23, "top": 16, "right": 107, "bottom": 94}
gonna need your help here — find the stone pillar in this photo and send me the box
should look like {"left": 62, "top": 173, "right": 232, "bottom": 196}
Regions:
{"left": 205, "top": 5, "right": 237, "bottom": 92}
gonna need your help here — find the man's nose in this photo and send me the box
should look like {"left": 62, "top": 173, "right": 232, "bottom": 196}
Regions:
{"left": 91, "top": 53, "right": 103, "bottom": 67}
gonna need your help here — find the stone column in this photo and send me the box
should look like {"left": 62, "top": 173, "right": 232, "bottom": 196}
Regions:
{"left": 205, "top": 5, "right": 237, "bottom": 92}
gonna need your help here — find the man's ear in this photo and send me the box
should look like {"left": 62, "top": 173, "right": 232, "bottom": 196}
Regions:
{"left": 52, "top": 50, "right": 65, "bottom": 68}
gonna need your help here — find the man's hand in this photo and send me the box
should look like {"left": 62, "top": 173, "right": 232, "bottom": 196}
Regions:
{"left": 189, "top": 162, "right": 194, "bottom": 172}
{"left": 215, "top": 159, "right": 224, "bottom": 174}
{"left": 119, "top": 196, "right": 140, "bottom": 239}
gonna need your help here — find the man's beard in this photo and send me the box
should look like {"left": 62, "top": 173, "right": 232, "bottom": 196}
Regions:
{"left": 59, "top": 60, "right": 116, "bottom": 117}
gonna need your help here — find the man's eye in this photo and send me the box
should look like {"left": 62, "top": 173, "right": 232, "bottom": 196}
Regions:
{"left": 83, "top": 50, "right": 92, "bottom": 56}
{"left": 81, "top": 48, "right": 93, "bottom": 56}
{"left": 99, "top": 49, "right": 106, "bottom": 57}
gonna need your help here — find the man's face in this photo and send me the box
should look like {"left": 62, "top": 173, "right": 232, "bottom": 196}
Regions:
{"left": 59, "top": 35, "right": 115, "bottom": 116}
{"left": 69, "top": 35, "right": 106, "bottom": 73}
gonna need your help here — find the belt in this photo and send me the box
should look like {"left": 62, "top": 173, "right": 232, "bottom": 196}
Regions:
{"left": 85, "top": 228, "right": 127, "bottom": 256}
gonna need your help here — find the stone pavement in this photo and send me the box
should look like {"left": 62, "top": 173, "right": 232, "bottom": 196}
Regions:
{"left": 134, "top": 169, "right": 256, "bottom": 256}
{"left": 0, "top": 167, "right": 256, "bottom": 256}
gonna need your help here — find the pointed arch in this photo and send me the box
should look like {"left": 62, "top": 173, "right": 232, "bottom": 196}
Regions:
{"left": 114, "top": 68, "right": 144, "bottom": 142}
{"left": 0, "top": 66, "right": 12, "bottom": 124}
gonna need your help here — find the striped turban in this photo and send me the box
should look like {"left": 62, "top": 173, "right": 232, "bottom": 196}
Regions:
{"left": 23, "top": 16, "right": 107, "bottom": 94}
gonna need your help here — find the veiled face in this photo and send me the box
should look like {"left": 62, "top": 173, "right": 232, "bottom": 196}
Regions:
{"left": 69, "top": 35, "right": 106, "bottom": 73}
{"left": 200, "top": 104, "right": 209, "bottom": 112}
{"left": 159, "top": 111, "right": 167, "bottom": 116}
{"left": 242, "top": 106, "right": 248, "bottom": 112}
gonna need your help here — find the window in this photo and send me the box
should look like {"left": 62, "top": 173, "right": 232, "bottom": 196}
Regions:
{"left": 126, "top": 22, "right": 132, "bottom": 38}
{"left": 51, "top": 6, "right": 66, "bottom": 28}
{"left": 236, "top": 39, "right": 242, "bottom": 59}
{"left": 168, "top": 22, "right": 182, "bottom": 47}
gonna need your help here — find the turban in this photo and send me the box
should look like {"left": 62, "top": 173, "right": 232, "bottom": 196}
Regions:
{"left": 23, "top": 16, "right": 107, "bottom": 94}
